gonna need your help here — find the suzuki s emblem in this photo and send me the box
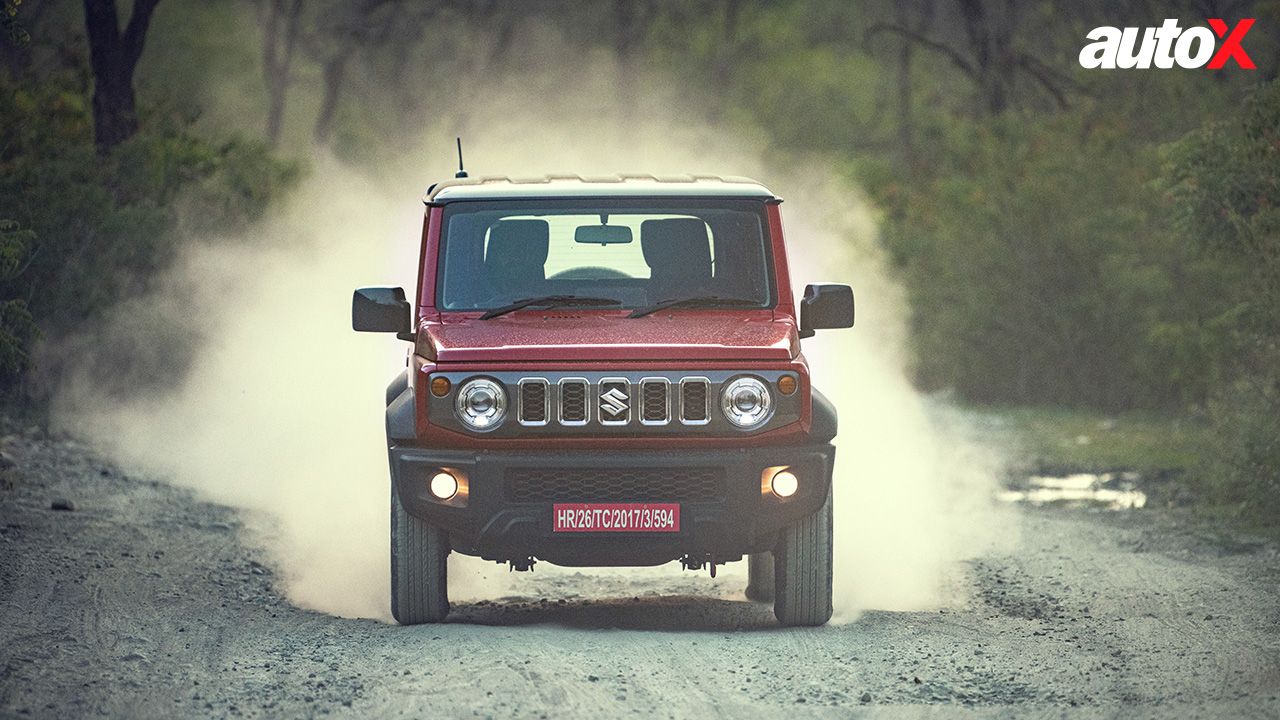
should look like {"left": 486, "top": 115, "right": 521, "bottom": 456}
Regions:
{"left": 599, "top": 382, "right": 630, "bottom": 422}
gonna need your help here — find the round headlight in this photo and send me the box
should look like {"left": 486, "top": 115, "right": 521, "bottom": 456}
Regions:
{"left": 455, "top": 378, "right": 506, "bottom": 431}
{"left": 721, "top": 376, "right": 773, "bottom": 429}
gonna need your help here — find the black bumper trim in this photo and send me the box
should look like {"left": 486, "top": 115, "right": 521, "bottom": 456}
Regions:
{"left": 389, "top": 444, "right": 835, "bottom": 567}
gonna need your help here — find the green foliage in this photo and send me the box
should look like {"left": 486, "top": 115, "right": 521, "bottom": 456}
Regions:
{"left": 860, "top": 110, "right": 1217, "bottom": 410}
{"left": 1163, "top": 80, "right": 1280, "bottom": 341}
{"left": 0, "top": 297, "right": 37, "bottom": 378}
{"left": 3, "top": 0, "right": 30, "bottom": 47}
{"left": 1200, "top": 376, "right": 1280, "bottom": 527}
{"left": 0, "top": 220, "right": 37, "bottom": 380}
{"left": 0, "top": 67, "right": 298, "bottom": 391}
{"left": 1162, "top": 80, "right": 1280, "bottom": 528}
{"left": 972, "top": 405, "right": 1210, "bottom": 475}
{"left": 178, "top": 137, "right": 302, "bottom": 234}
{"left": 0, "top": 219, "right": 33, "bottom": 278}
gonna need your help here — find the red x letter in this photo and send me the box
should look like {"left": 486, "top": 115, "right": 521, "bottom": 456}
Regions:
{"left": 1207, "top": 19, "right": 1256, "bottom": 69}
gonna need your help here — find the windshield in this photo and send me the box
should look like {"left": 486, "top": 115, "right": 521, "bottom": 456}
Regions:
{"left": 436, "top": 199, "right": 774, "bottom": 311}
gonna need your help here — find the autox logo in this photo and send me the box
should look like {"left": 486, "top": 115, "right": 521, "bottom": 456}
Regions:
{"left": 1079, "top": 19, "right": 1256, "bottom": 69}
{"left": 599, "top": 383, "right": 629, "bottom": 421}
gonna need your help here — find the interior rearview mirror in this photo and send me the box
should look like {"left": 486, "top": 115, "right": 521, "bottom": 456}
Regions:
{"left": 575, "top": 225, "right": 633, "bottom": 245}
{"left": 352, "top": 286, "right": 413, "bottom": 339}
{"left": 799, "top": 283, "right": 854, "bottom": 339}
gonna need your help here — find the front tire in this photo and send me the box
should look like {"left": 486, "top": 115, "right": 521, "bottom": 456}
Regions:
{"left": 773, "top": 487, "right": 833, "bottom": 626}
{"left": 390, "top": 489, "right": 450, "bottom": 624}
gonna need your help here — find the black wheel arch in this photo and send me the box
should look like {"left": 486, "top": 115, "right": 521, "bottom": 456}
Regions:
{"left": 386, "top": 370, "right": 417, "bottom": 443}
{"left": 809, "top": 387, "right": 838, "bottom": 443}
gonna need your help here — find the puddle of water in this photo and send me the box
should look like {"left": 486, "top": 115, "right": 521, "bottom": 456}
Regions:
{"left": 998, "top": 472, "right": 1146, "bottom": 510}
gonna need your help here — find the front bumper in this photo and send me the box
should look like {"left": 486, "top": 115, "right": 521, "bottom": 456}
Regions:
{"left": 390, "top": 444, "right": 835, "bottom": 567}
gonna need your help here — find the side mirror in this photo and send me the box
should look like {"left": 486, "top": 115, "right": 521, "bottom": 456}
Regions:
{"left": 352, "top": 286, "right": 413, "bottom": 340}
{"left": 799, "top": 283, "right": 854, "bottom": 339}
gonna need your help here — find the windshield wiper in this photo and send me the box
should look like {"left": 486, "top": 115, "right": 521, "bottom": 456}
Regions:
{"left": 627, "top": 295, "right": 760, "bottom": 319}
{"left": 479, "top": 295, "right": 622, "bottom": 320}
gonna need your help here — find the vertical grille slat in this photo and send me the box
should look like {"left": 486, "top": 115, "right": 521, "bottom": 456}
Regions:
{"left": 680, "top": 378, "right": 709, "bottom": 424}
{"left": 518, "top": 379, "right": 548, "bottom": 425}
{"left": 640, "top": 378, "right": 669, "bottom": 425}
{"left": 559, "top": 379, "right": 588, "bottom": 424}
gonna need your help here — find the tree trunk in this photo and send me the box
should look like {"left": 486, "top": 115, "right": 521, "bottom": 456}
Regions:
{"left": 956, "top": 0, "right": 1015, "bottom": 116}
{"left": 894, "top": 3, "right": 915, "bottom": 169}
{"left": 82, "top": 0, "right": 162, "bottom": 152}
{"left": 312, "top": 54, "right": 348, "bottom": 146}
{"left": 611, "top": 0, "right": 652, "bottom": 115}
{"left": 261, "top": 0, "right": 303, "bottom": 147}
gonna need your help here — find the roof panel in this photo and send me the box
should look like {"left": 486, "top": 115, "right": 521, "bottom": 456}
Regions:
{"left": 425, "top": 174, "right": 777, "bottom": 202}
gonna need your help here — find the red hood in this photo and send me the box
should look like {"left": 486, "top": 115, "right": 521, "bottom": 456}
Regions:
{"left": 421, "top": 311, "right": 799, "bottom": 363}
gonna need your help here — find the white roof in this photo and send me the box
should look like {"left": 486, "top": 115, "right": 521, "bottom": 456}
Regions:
{"left": 425, "top": 174, "right": 777, "bottom": 203}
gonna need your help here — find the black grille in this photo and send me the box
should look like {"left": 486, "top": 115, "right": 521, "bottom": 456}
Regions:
{"left": 681, "top": 380, "right": 708, "bottom": 422}
{"left": 519, "top": 381, "right": 547, "bottom": 424}
{"left": 506, "top": 467, "right": 725, "bottom": 502}
{"left": 560, "top": 380, "right": 587, "bottom": 423}
{"left": 641, "top": 380, "right": 668, "bottom": 423}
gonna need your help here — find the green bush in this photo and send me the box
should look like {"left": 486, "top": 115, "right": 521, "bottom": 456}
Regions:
{"left": 1164, "top": 80, "right": 1280, "bottom": 527}
{"left": 0, "top": 220, "right": 37, "bottom": 381}
{"left": 858, "top": 110, "right": 1218, "bottom": 411}
{"left": 1200, "top": 373, "right": 1280, "bottom": 526}
{"left": 0, "top": 68, "right": 298, "bottom": 396}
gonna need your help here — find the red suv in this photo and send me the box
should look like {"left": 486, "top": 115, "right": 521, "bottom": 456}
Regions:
{"left": 353, "top": 175, "right": 853, "bottom": 626}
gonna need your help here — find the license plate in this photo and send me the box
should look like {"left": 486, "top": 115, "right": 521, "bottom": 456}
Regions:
{"left": 552, "top": 503, "right": 680, "bottom": 533}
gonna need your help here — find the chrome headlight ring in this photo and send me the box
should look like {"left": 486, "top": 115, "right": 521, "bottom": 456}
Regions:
{"left": 454, "top": 377, "right": 507, "bottom": 432}
{"left": 720, "top": 376, "right": 774, "bottom": 429}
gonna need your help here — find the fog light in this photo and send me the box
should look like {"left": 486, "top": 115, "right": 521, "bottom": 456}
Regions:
{"left": 770, "top": 469, "right": 799, "bottom": 498}
{"left": 430, "top": 376, "right": 452, "bottom": 397}
{"left": 429, "top": 471, "right": 459, "bottom": 500}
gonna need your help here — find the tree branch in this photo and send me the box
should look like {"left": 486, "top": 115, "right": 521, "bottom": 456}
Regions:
{"left": 1016, "top": 52, "right": 1088, "bottom": 109}
{"left": 121, "top": 0, "right": 161, "bottom": 73}
{"left": 864, "top": 22, "right": 976, "bottom": 80}
{"left": 1016, "top": 56, "right": 1068, "bottom": 110}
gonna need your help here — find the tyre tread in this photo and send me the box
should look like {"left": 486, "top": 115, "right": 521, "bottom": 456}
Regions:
{"left": 391, "top": 490, "right": 449, "bottom": 624}
{"left": 773, "top": 488, "right": 833, "bottom": 626}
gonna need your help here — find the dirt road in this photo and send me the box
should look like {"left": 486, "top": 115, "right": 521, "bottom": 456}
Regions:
{"left": 1, "top": 427, "right": 1278, "bottom": 718}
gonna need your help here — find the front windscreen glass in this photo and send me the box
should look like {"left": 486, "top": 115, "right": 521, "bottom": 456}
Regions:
{"left": 436, "top": 199, "right": 773, "bottom": 311}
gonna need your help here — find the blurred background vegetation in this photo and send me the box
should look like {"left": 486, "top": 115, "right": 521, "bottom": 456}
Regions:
{"left": 0, "top": 0, "right": 1276, "bottom": 527}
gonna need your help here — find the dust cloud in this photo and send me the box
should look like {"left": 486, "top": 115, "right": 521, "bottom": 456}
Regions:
{"left": 777, "top": 175, "right": 1015, "bottom": 617}
{"left": 53, "top": 50, "right": 1011, "bottom": 621}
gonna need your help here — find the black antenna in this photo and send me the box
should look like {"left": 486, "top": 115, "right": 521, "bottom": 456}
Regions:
{"left": 455, "top": 137, "right": 468, "bottom": 178}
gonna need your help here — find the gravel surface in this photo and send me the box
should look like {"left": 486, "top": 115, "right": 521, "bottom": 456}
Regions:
{"left": 1, "top": 427, "right": 1278, "bottom": 718}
